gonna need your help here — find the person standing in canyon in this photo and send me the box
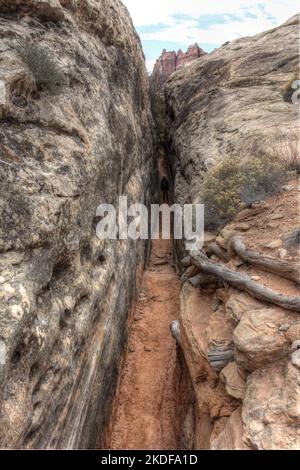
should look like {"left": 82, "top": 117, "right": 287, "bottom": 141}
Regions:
{"left": 161, "top": 176, "right": 170, "bottom": 204}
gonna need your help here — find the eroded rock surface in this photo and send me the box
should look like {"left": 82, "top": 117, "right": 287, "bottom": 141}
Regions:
{"left": 163, "top": 16, "right": 299, "bottom": 450}
{"left": 165, "top": 15, "right": 299, "bottom": 205}
{"left": 0, "top": 0, "right": 156, "bottom": 449}
{"left": 242, "top": 360, "right": 299, "bottom": 449}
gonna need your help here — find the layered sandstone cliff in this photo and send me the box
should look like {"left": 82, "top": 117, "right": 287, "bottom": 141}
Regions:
{"left": 151, "top": 43, "right": 205, "bottom": 90}
{"left": 164, "top": 15, "right": 300, "bottom": 450}
{"left": 165, "top": 15, "right": 299, "bottom": 208}
{"left": 0, "top": 0, "right": 156, "bottom": 449}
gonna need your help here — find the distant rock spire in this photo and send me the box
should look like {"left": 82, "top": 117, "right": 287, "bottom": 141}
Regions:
{"left": 150, "top": 43, "right": 206, "bottom": 90}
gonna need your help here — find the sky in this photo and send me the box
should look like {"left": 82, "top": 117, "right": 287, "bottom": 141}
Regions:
{"left": 122, "top": 0, "right": 298, "bottom": 72}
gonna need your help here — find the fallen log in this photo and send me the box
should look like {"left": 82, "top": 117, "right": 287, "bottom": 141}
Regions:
{"left": 231, "top": 236, "right": 300, "bottom": 284}
{"left": 190, "top": 249, "right": 300, "bottom": 312}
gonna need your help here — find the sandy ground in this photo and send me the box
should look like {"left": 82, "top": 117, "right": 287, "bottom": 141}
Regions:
{"left": 109, "top": 235, "right": 181, "bottom": 450}
{"left": 109, "top": 156, "right": 182, "bottom": 450}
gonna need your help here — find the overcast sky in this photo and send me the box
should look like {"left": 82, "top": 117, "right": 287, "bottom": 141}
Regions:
{"left": 122, "top": 0, "right": 298, "bottom": 72}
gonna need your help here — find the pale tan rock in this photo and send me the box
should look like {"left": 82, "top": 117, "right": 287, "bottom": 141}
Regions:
{"left": 180, "top": 283, "right": 238, "bottom": 433}
{"left": 283, "top": 183, "right": 297, "bottom": 191}
{"left": 220, "top": 227, "right": 239, "bottom": 241}
{"left": 284, "top": 361, "right": 300, "bottom": 422}
{"left": 286, "top": 323, "right": 300, "bottom": 342}
{"left": 211, "top": 408, "right": 249, "bottom": 450}
{"left": 291, "top": 350, "right": 300, "bottom": 368}
{"left": 225, "top": 291, "right": 262, "bottom": 324}
{"left": 220, "top": 362, "right": 247, "bottom": 400}
{"left": 270, "top": 214, "right": 284, "bottom": 221}
{"left": 250, "top": 275, "right": 261, "bottom": 281}
{"left": 243, "top": 360, "right": 299, "bottom": 449}
{"left": 215, "top": 235, "right": 227, "bottom": 250}
{"left": 232, "top": 223, "right": 251, "bottom": 232}
{"left": 279, "top": 248, "right": 288, "bottom": 259}
{"left": 233, "top": 307, "right": 296, "bottom": 370}
{"left": 204, "top": 231, "right": 216, "bottom": 244}
{"left": 264, "top": 240, "right": 283, "bottom": 249}
{"left": 291, "top": 340, "right": 300, "bottom": 351}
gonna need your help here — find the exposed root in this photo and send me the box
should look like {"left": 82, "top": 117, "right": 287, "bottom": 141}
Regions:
{"left": 207, "top": 242, "right": 230, "bottom": 261}
{"left": 190, "top": 250, "right": 300, "bottom": 312}
{"left": 230, "top": 236, "right": 299, "bottom": 284}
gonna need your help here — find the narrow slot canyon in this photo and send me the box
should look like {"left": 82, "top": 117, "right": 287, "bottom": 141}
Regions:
{"left": 109, "top": 231, "right": 181, "bottom": 449}
{"left": 109, "top": 156, "right": 183, "bottom": 450}
{"left": 0, "top": 1, "right": 299, "bottom": 453}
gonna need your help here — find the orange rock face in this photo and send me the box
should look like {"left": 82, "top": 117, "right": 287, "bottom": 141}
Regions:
{"left": 151, "top": 43, "right": 205, "bottom": 90}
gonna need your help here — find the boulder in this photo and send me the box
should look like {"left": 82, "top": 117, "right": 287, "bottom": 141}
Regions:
{"left": 234, "top": 307, "right": 297, "bottom": 371}
{"left": 242, "top": 360, "right": 299, "bottom": 449}
{"left": 291, "top": 350, "right": 300, "bottom": 368}
{"left": 211, "top": 408, "right": 249, "bottom": 450}
{"left": 286, "top": 324, "right": 300, "bottom": 342}
{"left": 225, "top": 291, "right": 262, "bottom": 324}
{"left": 220, "top": 362, "right": 247, "bottom": 400}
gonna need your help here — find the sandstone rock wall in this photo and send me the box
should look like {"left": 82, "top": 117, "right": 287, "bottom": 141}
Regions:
{"left": 0, "top": 0, "right": 156, "bottom": 449}
{"left": 164, "top": 15, "right": 300, "bottom": 450}
{"left": 175, "top": 182, "right": 300, "bottom": 450}
{"left": 165, "top": 15, "right": 299, "bottom": 206}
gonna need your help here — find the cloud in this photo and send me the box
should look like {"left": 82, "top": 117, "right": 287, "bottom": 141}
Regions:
{"left": 123, "top": 0, "right": 297, "bottom": 29}
{"left": 122, "top": 1, "right": 298, "bottom": 71}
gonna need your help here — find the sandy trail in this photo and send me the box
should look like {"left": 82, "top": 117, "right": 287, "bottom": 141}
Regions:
{"left": 109, "top": 160, "right": 181, "bottom": 450}
{"left": 109, "top": 237, "right": 181, "bottom": 450}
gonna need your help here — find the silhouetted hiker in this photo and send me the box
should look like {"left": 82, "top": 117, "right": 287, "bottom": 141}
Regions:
{"left": 161, "top": 176, "right": 169, "bottom": 204}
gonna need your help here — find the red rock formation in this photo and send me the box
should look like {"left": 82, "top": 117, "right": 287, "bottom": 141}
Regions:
{"left": 177, "top": 43, "right": 204, "bottom": 70}
{"left": 151, "top": 43, "right": 205, "bottom": 89}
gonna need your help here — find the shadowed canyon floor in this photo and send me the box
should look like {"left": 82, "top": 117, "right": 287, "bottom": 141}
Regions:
{"left": 109, "top": 235, "right": 181, "bottom": 450}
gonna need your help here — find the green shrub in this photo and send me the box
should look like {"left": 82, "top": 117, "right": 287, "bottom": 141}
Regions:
{"left": 17, "top": 42, "right": 67, "bottom": 94}
{"left": 203, "top": 154, "right": 287, "bottom": 229}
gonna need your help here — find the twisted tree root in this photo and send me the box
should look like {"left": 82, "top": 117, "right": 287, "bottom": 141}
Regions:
{"left": 230, "top": 236, "right": 299, "bottom": 284}
{"left": 190, "top": 249, "right": 300, "bottom": 312}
